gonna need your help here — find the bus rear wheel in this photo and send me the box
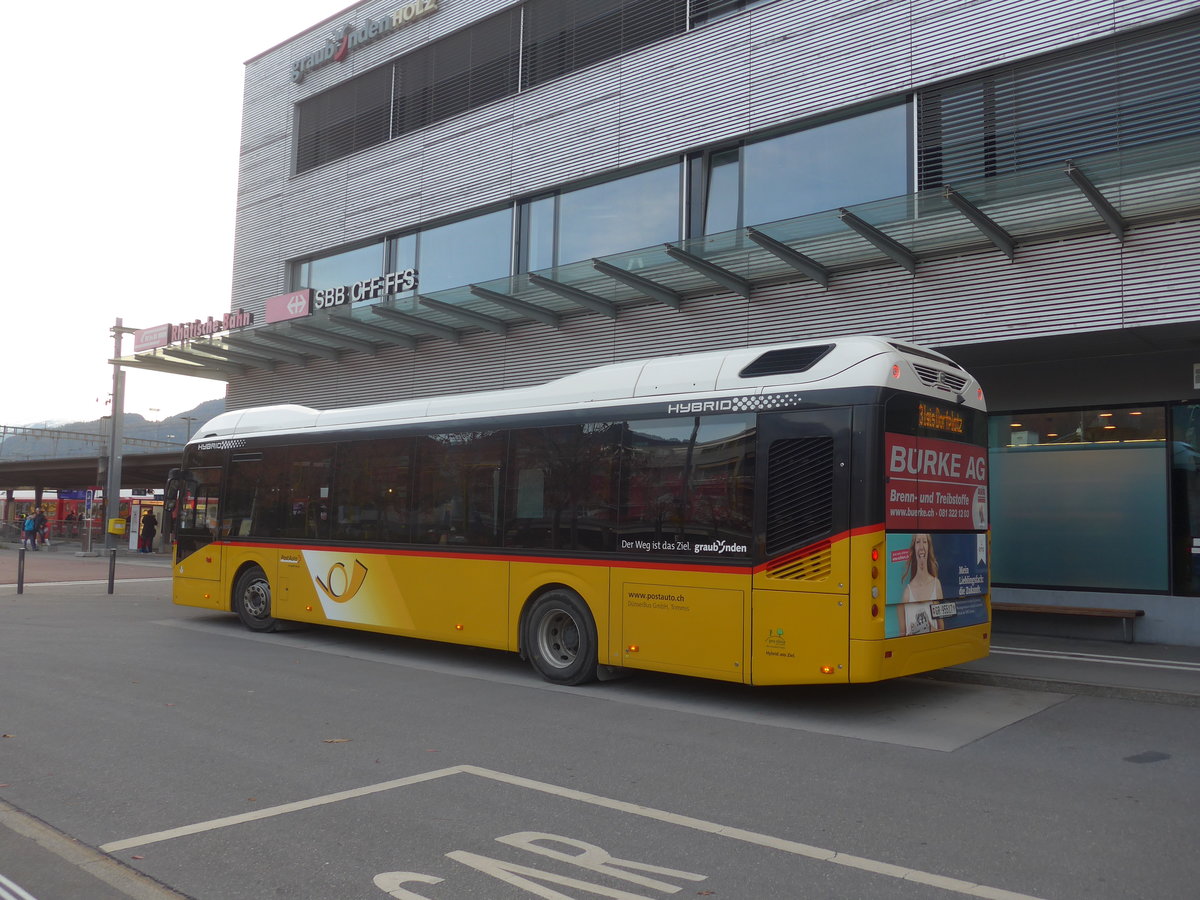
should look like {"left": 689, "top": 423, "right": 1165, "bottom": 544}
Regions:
{"left": 234, "top": 566, "right": 278, "bottom": 633}
{"left": 524, "top": 590, "right": 598, "bottom": 685}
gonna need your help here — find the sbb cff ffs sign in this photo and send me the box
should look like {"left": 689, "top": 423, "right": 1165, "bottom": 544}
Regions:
{"left": 312, "top": 269, "right": 418, "bottom": 309}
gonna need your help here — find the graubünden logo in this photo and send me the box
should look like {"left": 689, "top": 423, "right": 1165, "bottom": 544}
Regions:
{"left": 291, "top": 0, "right": 439, "bottom": 84}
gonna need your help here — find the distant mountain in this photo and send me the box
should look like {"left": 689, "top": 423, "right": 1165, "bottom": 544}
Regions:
{"left": 0, "top": 399, "right": 226, "bottom": 461}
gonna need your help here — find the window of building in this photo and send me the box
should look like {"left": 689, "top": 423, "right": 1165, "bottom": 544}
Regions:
{"left": 293, "top": 241, "right": 386, "bottom": 293}
{"left": 296, "top": 66, "right": 394, "bottom": 175}
{"left": 692, "top": 104, "right": 911, "bottom": 234}
{"left": 988, "top": 407, "right": 1168, "bottom": 592}
{"left": 386, "top": 232, "right": 418, "bottom": 301}
{"left": 534, "top": 162, "right": 681, "bottom": 267}
{"left": 417, "top": 208, "right": 513, "bottom": 294}
{"left": 297, "top": 2, "right": 689, "bottom": 174}
{"left": 521, "top": 0, "right": 686, "bottom": 91}
{"left": 393, "top": 9, "right": 522, "bottom": 134}
{"left": 700, "top": 147, "right": 741, "bottom": 235}
{"left": 742, "top": 104, "right": 911, "bottom": 226}
{"left": 918, "top": 13, "right": 1200, "bottom": 187}
{"left": 521, "top": 194, "right": 558, "bottom": 273}
{"left": 688, "top": 0, "right": 770, "bottom": 26}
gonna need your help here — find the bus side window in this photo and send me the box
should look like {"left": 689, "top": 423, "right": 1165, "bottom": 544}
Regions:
{"left": 176, "top": 467, "right": 222, "bottom": 557}
{"left": 414, "top": 431, "right": 504, "bottom": 547}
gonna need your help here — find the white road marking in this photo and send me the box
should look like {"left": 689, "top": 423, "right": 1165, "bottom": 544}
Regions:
{"left": 0, "top": 578, "right": 172, "bottom": 590}
{"left": 0, "top": 873, "right": 37, "bottom": 900}
{"left": 100, "top": 765, "right": 1048, "bottom": 900}
{"left": 99, "top": 767, "right": 461, "bottom": 852}
{"left": 991, "top": 645, "right": 1200, "bottom": 673}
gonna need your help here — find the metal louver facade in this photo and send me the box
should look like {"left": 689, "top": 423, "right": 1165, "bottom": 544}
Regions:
{"left": 214, "top": 0, "right": 1200, "bottom": 416}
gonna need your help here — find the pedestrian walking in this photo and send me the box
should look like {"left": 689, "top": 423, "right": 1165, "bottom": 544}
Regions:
{"left": 139, "top": 510, "right": 159, "bottom": 553}
{"left": 22, "top": 512, "right": 38, "bottom": 550}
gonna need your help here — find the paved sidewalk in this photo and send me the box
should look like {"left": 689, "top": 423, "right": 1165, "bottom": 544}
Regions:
{"left": 0, "top": 543, "right": 171, "bottom": 585}
{"left": 927, "top": 632, "right": 1200, "bottom": 706}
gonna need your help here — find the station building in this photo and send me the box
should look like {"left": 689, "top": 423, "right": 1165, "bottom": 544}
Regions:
{"left": 125, "top": 0, "right": 1200, "bottom": 644}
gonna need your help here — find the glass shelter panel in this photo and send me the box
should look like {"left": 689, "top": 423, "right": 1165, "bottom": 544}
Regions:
{"left": 1171, "top": 405, "right": 1200, "bottom": 596}
{"left": 989, "top": 407, "right": 1168, "bottom": 591}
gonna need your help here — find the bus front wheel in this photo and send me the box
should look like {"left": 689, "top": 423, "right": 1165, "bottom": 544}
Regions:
{"left": 234, "top": 566, "right": 278, "bottom": 633}
{"left": 523, "top": 590, "right": 598, "bottom": 685}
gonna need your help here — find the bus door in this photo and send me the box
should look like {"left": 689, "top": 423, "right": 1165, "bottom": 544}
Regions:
{"left": 751, "top": 408, "right": 853, "bottom": 684}
{"left": 170, "top": 466, "right": 224, "bottom": 602}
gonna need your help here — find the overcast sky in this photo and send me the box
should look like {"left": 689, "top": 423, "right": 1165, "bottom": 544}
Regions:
{"left": 3, "top": 1, "right": 345, "bottom": 428}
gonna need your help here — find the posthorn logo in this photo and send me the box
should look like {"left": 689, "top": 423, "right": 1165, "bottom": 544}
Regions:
{"left": 315, "top": 560, "right": 369, "bottom": 604}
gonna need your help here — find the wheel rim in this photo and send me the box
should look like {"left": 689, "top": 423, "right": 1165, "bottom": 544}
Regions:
{"left": 242, "top": 579, "right": 270, "bottom": 619}
{"left": 535, "top": 608, "right": 580, "bottom": 669}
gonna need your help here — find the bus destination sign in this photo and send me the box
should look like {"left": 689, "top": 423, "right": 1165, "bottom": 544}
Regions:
{"left": 918, "top": 402, "right": 964, "bottom": 435}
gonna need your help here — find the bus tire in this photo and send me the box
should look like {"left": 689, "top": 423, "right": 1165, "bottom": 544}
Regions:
{"left": 523, "top": 589, "right": 598, "bottom": 685}
{"left": 233, "top": 566, "right": 278, "bottom": 633}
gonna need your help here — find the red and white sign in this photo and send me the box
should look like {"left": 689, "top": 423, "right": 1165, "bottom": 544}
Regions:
{"left": 885, "top": 433, "right": 988, "bottom": 531}
{"left": 133, "top": 324, "right": 171, "bottom": 352}
{"left": 265, "top": 289, "right": 312, "bottom": 324}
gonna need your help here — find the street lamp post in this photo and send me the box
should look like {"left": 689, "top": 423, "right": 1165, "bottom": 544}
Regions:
{"left": 105, "top": 318, "right": 137, "bottom": 552}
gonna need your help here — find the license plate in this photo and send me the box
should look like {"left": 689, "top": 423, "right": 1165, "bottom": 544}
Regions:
{"left": 930, "top": 602, "right": 958, "bottom": 618}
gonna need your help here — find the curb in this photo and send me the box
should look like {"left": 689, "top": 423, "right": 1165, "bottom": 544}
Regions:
{"left": 921, "top": 667, "right": 1200, "bottom": 708}
{"left": 0, "top": 799, "right": 192, "bottom": 900}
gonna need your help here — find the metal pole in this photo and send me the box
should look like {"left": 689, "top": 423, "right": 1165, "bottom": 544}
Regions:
{"left": 108, "top": 548, "right": 116, "bottom": 594}
{"left": 17, "top": 546, "right": 25, "bottom": 594}
{"left": 105, "top": 319, "right": 126, "bottom": 553}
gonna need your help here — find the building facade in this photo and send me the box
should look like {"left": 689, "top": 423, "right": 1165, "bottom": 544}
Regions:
{"left": 130, "top": 0, "right": 1200, "bottom": 643}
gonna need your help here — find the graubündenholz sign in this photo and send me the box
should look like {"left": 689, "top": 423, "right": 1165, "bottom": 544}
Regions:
{"left": 291, "top": 0, "right": 440, "bottom": 84}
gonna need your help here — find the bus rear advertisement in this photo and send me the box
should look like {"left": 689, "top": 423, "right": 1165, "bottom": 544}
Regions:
{"left": 166, "top": 336, "right": 990, "bottom": 685}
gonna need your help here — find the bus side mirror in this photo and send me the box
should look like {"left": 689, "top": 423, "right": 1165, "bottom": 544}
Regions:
{"left": 164, "top": 470, "right": 196, "bottom": 511}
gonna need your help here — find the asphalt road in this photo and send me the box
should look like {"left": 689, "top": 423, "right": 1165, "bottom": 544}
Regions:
{"left": 1, "top": 570, "right": 1197, "bottom": 899}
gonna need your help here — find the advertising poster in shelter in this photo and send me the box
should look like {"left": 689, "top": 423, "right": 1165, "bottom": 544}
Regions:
{"left": 885, "top": 532, "right": 989, "bottom": 637}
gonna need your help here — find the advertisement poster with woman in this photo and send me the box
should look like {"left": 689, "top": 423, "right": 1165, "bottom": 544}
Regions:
{"left": 885, "top": 532, "right": 989, "bottom": 637}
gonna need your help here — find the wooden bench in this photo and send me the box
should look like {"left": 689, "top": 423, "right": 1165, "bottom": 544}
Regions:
{"left": 991, "top": 602, "right": 1145, "bottom": 643}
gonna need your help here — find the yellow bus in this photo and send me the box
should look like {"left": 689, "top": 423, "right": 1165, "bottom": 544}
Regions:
{"left": 167, "top": 336, "right": 990, "bottom": 685}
